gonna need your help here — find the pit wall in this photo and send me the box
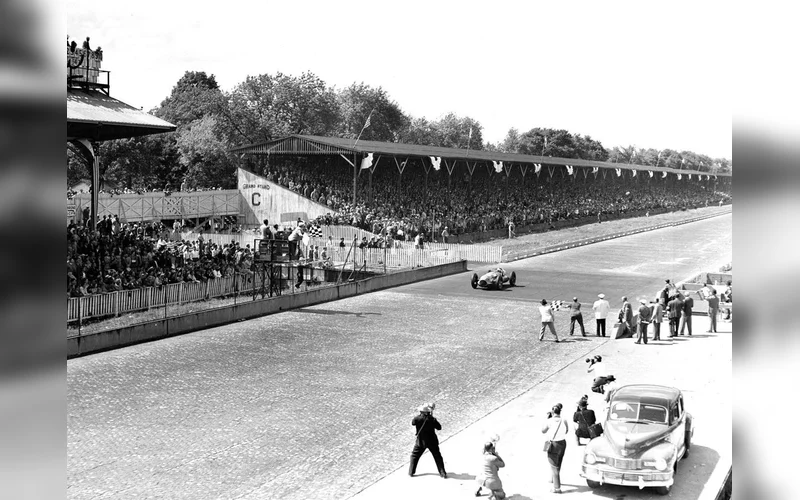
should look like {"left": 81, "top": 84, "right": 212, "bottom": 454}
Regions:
{"left": 68, "top": 260, "right": 467, "bottom": 358}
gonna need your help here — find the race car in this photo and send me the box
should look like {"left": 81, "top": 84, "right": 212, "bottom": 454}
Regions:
{"left": 471, "top": 267, "right": 517, "bottom": 290}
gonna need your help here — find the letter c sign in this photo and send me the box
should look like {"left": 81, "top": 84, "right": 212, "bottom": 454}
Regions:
{"left": 252, "top": 192, "right": 261, "bottom": 206}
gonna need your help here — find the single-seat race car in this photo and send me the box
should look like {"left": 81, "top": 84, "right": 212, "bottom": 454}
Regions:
{"left": 471, "top": 267, "right": 517, "bottom": 290}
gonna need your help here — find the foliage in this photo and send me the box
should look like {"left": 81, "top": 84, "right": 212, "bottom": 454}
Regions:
{"left": 336, "top": 83, "right": 408, "bottom": 141}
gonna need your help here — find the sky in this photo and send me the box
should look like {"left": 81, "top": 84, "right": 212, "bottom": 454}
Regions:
{"left": 66, "top": 0, "right": 732, "bottom": 160}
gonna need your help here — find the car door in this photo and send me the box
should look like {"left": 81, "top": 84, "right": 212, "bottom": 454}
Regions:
{"left": 669, "top": 398, "right": 686, "bottom": 459}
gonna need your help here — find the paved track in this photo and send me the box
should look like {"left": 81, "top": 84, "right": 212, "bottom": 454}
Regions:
{"left": 68, "top": 214, "right": 731, "bottom": 500}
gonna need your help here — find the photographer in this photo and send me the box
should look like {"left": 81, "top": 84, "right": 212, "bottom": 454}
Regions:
{"left": 573, "top": 396, "right": 599, "bottom": 445}
{"left": 586, "top": 355, "right": 611, "bottom": 394}
{"left": 541, "top": 404, "right": 568, "bottom": 494}
{"left": 475, "top": 440, "right": 506, "bottom": 499}
{"left": 408, "top": 403, "right": 447, "bottom": 479}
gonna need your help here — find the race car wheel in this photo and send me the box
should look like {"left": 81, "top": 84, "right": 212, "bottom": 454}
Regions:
{"left": 586, "top": 480, "right": 601, "bottom": 489}
{"left": 497, "top": 278, "right": 503, "bottom": 290}
{"left": 510, "top": 271, "right": 517, "bottom": 286}
{"left": 471, "top": 273, "right": 479, "bottom": 289}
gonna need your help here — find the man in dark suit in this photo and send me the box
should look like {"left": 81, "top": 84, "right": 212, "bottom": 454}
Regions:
{"left": 667, "top": 294, "right": 684, "bottom": 338}
{"left": 409, "top": 403, "right": 447, "bottom": 478}
{"left": 618, "top": 296, "right": 633, "bottom": 337}
{"left": 679, "top": 292, "right": 694, "bottom": 336}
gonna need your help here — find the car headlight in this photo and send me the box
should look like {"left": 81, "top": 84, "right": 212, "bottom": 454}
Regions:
{"left": 585, "top": 453, "right": 597, "bottom": 465}
{"left": 654, "top": 458, "right": 668, "bottom": 471}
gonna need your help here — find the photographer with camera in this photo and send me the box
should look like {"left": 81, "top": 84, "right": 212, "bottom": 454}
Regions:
{"left": 408, "top": 403, "right": 448, "bottom": 479}
{"left": 541, "top": 403, "right": 568, "bottom": 494}
{"left": 573, "top": 395, "right": 601, "bottom": 445}
{"left": 586, "top": 355, "right": 611, "bottom": 394}
{"left": 475, "top": 438, "right": 506, "bottom": 499}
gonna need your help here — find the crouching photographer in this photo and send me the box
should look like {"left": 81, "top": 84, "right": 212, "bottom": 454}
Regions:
{"left": 573, "top": 395, "right": 602, "bottom": 445}
{"left": 586, "top": 355, "right": 610, "bottom": 394}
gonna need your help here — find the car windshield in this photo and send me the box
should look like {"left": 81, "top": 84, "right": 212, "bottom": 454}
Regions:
{"left": 609, "top": 402, "right": 668, "bottom": 424}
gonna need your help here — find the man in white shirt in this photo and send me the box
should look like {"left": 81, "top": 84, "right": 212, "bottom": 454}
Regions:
{"left": 592, "top": 293, "right": 611, "bottom": 337}
{"left": 587, "top": 355, "right": 611, "bottom": 394}
{"left": 538, "top": 299, "right": 560, "bottom": 342}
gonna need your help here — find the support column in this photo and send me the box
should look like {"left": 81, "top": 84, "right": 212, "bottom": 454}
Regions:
{"left": 70, "top": 138, "right": 100, "bottom": 231}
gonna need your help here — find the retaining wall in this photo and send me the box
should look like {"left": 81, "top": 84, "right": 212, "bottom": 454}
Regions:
{"left": 68, "top": 260, "right": 467, "bottom": 358}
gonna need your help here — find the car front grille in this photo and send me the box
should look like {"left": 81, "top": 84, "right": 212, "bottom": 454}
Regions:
{"left": 606, "top": 457, "right": 643, "bottom": 470}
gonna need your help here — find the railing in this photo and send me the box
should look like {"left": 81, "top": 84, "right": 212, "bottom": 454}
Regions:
{"left": 68, "top": 273, "right": 256, "bottom": 323}
{"left": 66, "top": 247, "right": 465, "bottom": 325}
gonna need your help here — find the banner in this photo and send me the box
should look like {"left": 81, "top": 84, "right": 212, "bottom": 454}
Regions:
{"left": 430, "top": 156, "right": 442, "bottom": 171}
{"left": 360, "top": 152, "right": 374, "bottom": 170}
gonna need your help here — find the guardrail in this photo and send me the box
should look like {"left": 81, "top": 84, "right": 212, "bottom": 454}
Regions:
{"left": 67, "top": 247, "right": 464, "bottom": 325}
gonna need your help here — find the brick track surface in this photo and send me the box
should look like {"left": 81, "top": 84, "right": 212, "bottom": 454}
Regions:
{"left": 68, "top": 214, "right": 732, "bottom": 500}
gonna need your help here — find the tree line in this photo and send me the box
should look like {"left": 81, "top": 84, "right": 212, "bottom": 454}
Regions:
{"left": 68, "top": 70, "right": 731, "bottom": 191}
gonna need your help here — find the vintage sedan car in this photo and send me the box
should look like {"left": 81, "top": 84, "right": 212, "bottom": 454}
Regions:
{"left": 581, "top": 384, "right": 694, "bottom": 496}
{"left": 471, "top": 268, "right": 516, "bottom": 289}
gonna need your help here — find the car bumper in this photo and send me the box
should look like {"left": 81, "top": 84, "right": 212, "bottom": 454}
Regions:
{"left": 581, "top": 465, "right": 674, "bottom": 489}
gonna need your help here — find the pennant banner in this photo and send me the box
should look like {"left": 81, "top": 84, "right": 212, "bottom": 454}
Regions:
{"left": 615, "top": 168, "right": 622, "bottom": 177}
{"left": 430, "top": 156, "right": 442, "bottom": 171}
{"left": 492, "top": 160, "right": 503, "bottom": 173}
{"left": 688, "top": 173, "right": 692, "bottom": 180}
{"left": 632, "top": 169, "right": 637, "bottom": 177}
{"left": 678, "top": 174, "right": 683, "bottom": 180}
{"left": 565, "top": 165, "right": 574, "bottom": 176}
{"left": 648, "top": 171, "right": 653, "bottom": 178}
{"left": 592, "top": 167, "right": 599, "bottom": 178}
{"left": 360, "top": 152, "right": 374, "bottom": 170}
{"left": 662, "top": 171, "right": 667, "bottom": 179}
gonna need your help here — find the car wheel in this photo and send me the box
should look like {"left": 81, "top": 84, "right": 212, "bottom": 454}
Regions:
{"left": 471, "top": 273, "right": 479, "bottom": 289}
{"left": 497, "top": 278, "right": 503, "bottom": 290}
{"left": 683, "top": 428, "right": 692, "bottom": 458}
{"left": 586, "top": 480, "right": 601, "bottom": 489}
{"left": 510, "top": 271, "right": 517, "bottom": 286}
{"left": 655, "top": 461, "right": 677, "bottom": 495}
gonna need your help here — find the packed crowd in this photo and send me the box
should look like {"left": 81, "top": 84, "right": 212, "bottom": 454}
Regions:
{"left": 266, "top": 161, "right": 731, "bottom": 241}
{"left": 67, "top": 219, "right": 255, "bottom": 297}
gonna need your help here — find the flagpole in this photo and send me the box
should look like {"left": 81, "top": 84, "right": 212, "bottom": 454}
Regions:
{"left": 353, "top": 108, "right": 374, "bottom": 149}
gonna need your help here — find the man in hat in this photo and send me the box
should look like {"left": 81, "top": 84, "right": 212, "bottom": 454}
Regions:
{"left": 409, "top": 403, "right": 447, "bottom": 478}
{"left": 569, "top": 297, "right": 586, "bottom": 336}
{"left": 679, "top": 292, "right": 694, "bottom": 336}
{"left": 635, "top": 299, "right": 652, "bottom": 344}
{"left": 667, "top": 293, "right": 684, "bottom": 338}
{"left": 650, "top": 298, "right": 665, "bottom": 341}
{"left": 592, "top": 294, "right": 610, "bottom": 337}
{"left": 618, "top": 296, "right": 633, "bottom": 337}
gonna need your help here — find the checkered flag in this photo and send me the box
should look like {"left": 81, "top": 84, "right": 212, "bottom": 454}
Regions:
{"left": 308, "top": 224, "right": 323, "bottom": 238}
{"left": 551, "top": 300, "right": 566, "bottom": 311}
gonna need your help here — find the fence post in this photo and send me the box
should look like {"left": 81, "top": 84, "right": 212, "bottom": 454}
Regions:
{"left": 178, "top": 282, "right": 183, "bottom": 306}
{"left": 114, "top": 291, "right": 120, "bottom": 317}
{"left": 145, "top": 287, "right": 151, "bottom": 310}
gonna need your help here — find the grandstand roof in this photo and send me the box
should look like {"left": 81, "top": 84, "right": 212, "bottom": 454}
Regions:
{"left": 231, "top": 134, "right": 730, "bottom": 177}
{"left": 67, "top": 89, "right": 176, "bottom": 141}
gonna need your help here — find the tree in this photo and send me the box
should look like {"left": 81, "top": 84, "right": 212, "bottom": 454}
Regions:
{"left": 336, "top": 83, "right": 408, "bottom": 142}
{"left": 500, "top": 128, "right": 522, "bottom": 153}
{"left": 175, "top": 115, "right": 236, "bottom": 189}
{"left": 219, "top": 71, "right": 340, "bottom": 146}
{"left": 399, "top": 117, "right": 439, "bottom": 146}
{"left": 156, "top": 71, "right": 224, "bottom": 127}
{"left": 431, "top": 113, "right": 483, "bottom": 150}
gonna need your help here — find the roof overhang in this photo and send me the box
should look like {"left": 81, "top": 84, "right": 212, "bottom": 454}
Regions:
{"left": 231, "top": 134, "right": 731, "bottom": 177}
{"left": 67, "top": 89, "right": 176, "bottom": 141}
